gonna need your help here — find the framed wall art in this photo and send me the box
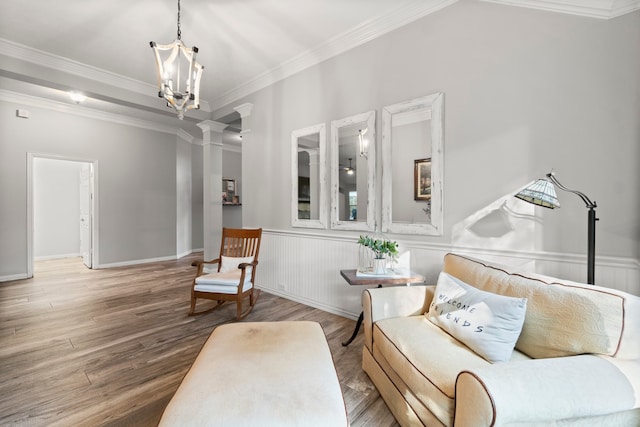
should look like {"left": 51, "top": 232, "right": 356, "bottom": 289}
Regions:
{"left": 414, "top": 158, "right": 432, "bottom": 201}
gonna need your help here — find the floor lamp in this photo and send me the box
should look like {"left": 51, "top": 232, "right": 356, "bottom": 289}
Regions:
{"left": 515, "top": 172, "right": 598, "bottom": 285}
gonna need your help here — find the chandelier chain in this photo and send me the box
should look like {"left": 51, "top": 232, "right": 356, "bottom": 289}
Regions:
{"left": 176, "top": 0, "right": 182, "bottom": 40}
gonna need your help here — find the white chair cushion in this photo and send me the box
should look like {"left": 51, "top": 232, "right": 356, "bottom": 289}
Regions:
{"left": 194, "top": 270, "right": 253, "bottom": 294}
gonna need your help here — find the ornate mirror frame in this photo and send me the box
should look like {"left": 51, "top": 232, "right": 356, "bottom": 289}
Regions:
{"left": 330, "top": 110, "right": 376, "bottom": 231}
{"left": 381, "top": 92, "right": 444, "bottom": 235}
{"left": 291, "top": 123, "right": 327, "bottom": 229}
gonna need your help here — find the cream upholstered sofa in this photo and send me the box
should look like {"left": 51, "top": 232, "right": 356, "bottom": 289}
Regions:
{"left": 362, "top": 253, "right": 640, "bottom": 426}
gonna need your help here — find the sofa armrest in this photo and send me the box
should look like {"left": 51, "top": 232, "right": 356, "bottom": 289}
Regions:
{"left": 454, "top": 355, "right": 640, "bottom": 426}
{"left": 362, "top": 285, "right": 434, "bottom": 352}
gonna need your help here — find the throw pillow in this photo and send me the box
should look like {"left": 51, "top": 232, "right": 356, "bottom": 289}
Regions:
{"left": 220, "top": 256, "right": 254, "bottom": 274}
{"left": 427, "top": 272, "right": 527, "bottom": 363}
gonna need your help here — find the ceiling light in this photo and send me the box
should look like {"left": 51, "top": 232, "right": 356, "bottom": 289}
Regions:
{"left": 150, "top": 0, "right": 204, "bottom": 120}
{"left": 69, "top": 91, "right": 86, "bottom": 104}
{"left": 343, "top": 158, "right": 355, "bottom": 175}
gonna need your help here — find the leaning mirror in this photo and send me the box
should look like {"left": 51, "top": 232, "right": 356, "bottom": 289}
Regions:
{"left": 291, "top": 123, "right": 327, "bottom": 228}
{"left": 330, "top": 110, "right": 376, "bottom": 231}
{"left": 381, "top": 93, "right": 443, "bottom": 235}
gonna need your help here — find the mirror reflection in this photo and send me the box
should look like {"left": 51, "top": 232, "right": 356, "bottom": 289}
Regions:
{"left": 382, "top": 93, "right": 443, "bottom": 235}
{"left": 331, "top": 110, "right": 376, "bottom": 231}
{"left": 291, "top": 123, "right": 327, "bottom": 228}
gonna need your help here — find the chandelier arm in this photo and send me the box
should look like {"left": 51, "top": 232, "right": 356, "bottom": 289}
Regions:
{"left": 546, "top": 173, "right": 596, "bottom": 209}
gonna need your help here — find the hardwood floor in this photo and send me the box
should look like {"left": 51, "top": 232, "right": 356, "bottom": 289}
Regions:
{"left": 0, "top": 255, "right": 399, "bottom": 427}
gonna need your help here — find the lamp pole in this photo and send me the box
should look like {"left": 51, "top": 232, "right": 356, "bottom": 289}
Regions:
{"left": 587, "top": 207, "right": 596, "bottom": 284}
{"left": 546, "top": 173, "right": 598, "bottom": 285}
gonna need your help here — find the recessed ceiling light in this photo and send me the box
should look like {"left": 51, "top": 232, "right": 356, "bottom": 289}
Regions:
{"left": 69, "top": 91, "right": 86, "bottom": 104}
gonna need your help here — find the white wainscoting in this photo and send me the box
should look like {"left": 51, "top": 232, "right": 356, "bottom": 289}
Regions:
{"left": 256, "top": 230, "right": 640, "bottom": 319}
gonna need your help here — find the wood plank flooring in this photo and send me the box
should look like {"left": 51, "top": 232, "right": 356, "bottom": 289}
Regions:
{"left": 0, "top": 255, "right": 399, "bottom": 426}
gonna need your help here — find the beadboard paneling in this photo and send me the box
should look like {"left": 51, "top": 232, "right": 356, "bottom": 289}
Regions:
{"left": 257, "top": 230, "right": 640, "bottom": 318}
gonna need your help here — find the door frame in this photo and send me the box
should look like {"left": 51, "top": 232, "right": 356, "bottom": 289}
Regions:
{"left": 27, "top": 153, "right": 99, "bottom": 277}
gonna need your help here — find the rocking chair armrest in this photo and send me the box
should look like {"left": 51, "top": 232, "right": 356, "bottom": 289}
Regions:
{"left": 238, "top": 260, "right": 258, "bottom": 270}
{"left": 192, "top": 258, "right": 221, "bottom": 276}
{"left": 191, "top": 258, "right": 221, "bottom": 267}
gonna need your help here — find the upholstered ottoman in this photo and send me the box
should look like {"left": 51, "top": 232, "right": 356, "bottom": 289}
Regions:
{"left": 159, "top": 321, "right": 349, "bottom": 426}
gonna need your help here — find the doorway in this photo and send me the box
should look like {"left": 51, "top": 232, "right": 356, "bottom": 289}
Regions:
{"left": 28, "top": 154, "right": 97, "bottom": 277}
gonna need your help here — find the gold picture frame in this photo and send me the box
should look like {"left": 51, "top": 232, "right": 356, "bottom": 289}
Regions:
{"left": 414, "top": 158, "right": 432, "bottom": 201}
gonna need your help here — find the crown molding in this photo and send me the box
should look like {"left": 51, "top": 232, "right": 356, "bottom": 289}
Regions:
{"left": 2, "top": 0, "right": 637, "bottom": 115}
{"left": 479, "top": 0, "right": 640, "bottom": 19}
{"left": 177, "top": 128, "right": 197, "bottom": 144}
{"left": 208, "top": 0, "right": 640, "bottom": 110}
{"left": 0, "top": 89, "right": 181, "bottom": 135}
{"left": 223, "top": 143, "right": 242, "bottom": 153}
{"left": 209, "top": 0, "right": 458, "bottom": 110}
{"left": 0, "top": 38, "right": 212, "bottom": 112}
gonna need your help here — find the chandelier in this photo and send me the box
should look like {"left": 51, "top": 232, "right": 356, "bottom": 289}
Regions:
{"left": 150, "top": 0, "right": 204, "bottom": 119}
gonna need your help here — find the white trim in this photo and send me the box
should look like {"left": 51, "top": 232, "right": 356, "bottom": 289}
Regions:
{"left": 0, "top": 38, "right": 212, "bottom": 112}
{"left": 0, "top": 89, "right": 180, "bottom": 135}
{"left": 34, "top": 253, "right": 82, "bottom": 261}
{"left": 210, "top": 0, "right": 458, "bottom": 110}
{"left": 479, "top": 0, "right": 640, "bottom": 19}
{"left": 261, "top": 228, "right": 640, "bottom": 271}
{"left": 291, "top": 123, "right": 328, "bottom": 229}
{"left": 95, "top": 255, "right": 177, "bottom": 269}
{"left": 223, "top": 144, "right": 242, "bottom": 154}
{"left": 0, "top": 273, "right": 30, "bottom": 283}
{"left": 330, "top": 110, "right": 377, "bottom": 232}
{"left": 258, "top": 229, "right": 639, "bottom": 318}
{"left": 258, "top": 286, "right": 359, "bottom": 321}
{"left": 177, "top": 129, "right": 195, "bottom": 143}
{"left": 2, "top": 0, "right": 636, "bottom": 114}
{"left": 27, "top": 153, "right": 99, "bottom": 278}
{"left": 381, "top": 92, "right": 444, "bottom": 236}
{"left": 176, "top": 249, "right": 194, "bottom": 259}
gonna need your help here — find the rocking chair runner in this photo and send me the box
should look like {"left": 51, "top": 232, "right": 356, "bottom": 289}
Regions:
{"left": 189, "top": 228, "right": 262, "bottom": 320}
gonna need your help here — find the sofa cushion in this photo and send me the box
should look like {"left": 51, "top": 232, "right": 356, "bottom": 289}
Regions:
{"left": 442, "top": 253, "right": 626, "bottom": 358}
{"left": 427, "top": 272, "right": 527, "bottom": 363}
{"left": 372, "top": 315, "right": 531, "bottom": 426}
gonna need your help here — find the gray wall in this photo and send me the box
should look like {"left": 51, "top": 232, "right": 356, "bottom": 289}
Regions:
{"left": 1, "top": 1, "right": 637, "bottom": 285}
{"left": 33, "top": 158, "right": 83, "bottom": 259}
{"left": 0, "top": 102, "right": 179, "bottom": 277}
{"left": 176, "top": 139, "right": 192, "bottom": 257}
{"left": 222, "top": 149, "right": 243, "bottom": 229}
{"left": 217, "top": 2, "right": 640, "bottom": 261}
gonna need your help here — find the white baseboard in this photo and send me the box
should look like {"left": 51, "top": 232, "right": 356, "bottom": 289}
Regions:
{"left": 0, "top": 273, "right": 30, "bottom": 283}
{"left": 258, "top": 286, "right": 359, "bottom": 321}
{"left": 34, "top": 253, "right": 81, "bottom": 261}
{"left": 96, "top": 255, "right": 177, "bottom": 269}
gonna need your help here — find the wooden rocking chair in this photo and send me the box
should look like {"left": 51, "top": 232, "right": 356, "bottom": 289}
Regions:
{"left": 189, "top": 227, "right": 262, "bottom": 320}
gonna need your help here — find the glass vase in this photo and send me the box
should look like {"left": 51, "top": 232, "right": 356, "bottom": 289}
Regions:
{"left": 358, "top": 245, "right": 374, "bottom": 274}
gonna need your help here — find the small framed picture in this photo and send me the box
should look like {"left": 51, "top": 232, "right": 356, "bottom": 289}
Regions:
{"left": 414, "top": 158, "right": 432, "bottom": 201}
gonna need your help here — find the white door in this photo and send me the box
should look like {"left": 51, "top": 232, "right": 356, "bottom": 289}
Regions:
{"left": 79, "top": 163, "right": 93, "bottom": 268}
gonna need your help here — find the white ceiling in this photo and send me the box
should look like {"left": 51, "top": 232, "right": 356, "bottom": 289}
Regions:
{"left": 1, "top": 0, "right": 638, "bottom": 130}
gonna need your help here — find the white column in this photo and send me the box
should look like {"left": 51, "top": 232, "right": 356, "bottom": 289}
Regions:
{"left": 197, "top": 120, "right": 228, "bottom": 260}
{"left": 233, "top": 103, "right": 253, "bottom": 226}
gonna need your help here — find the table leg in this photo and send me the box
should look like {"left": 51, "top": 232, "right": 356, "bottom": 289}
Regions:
{"left": 342, "top": 311, "right": 364, "bottom": 346}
